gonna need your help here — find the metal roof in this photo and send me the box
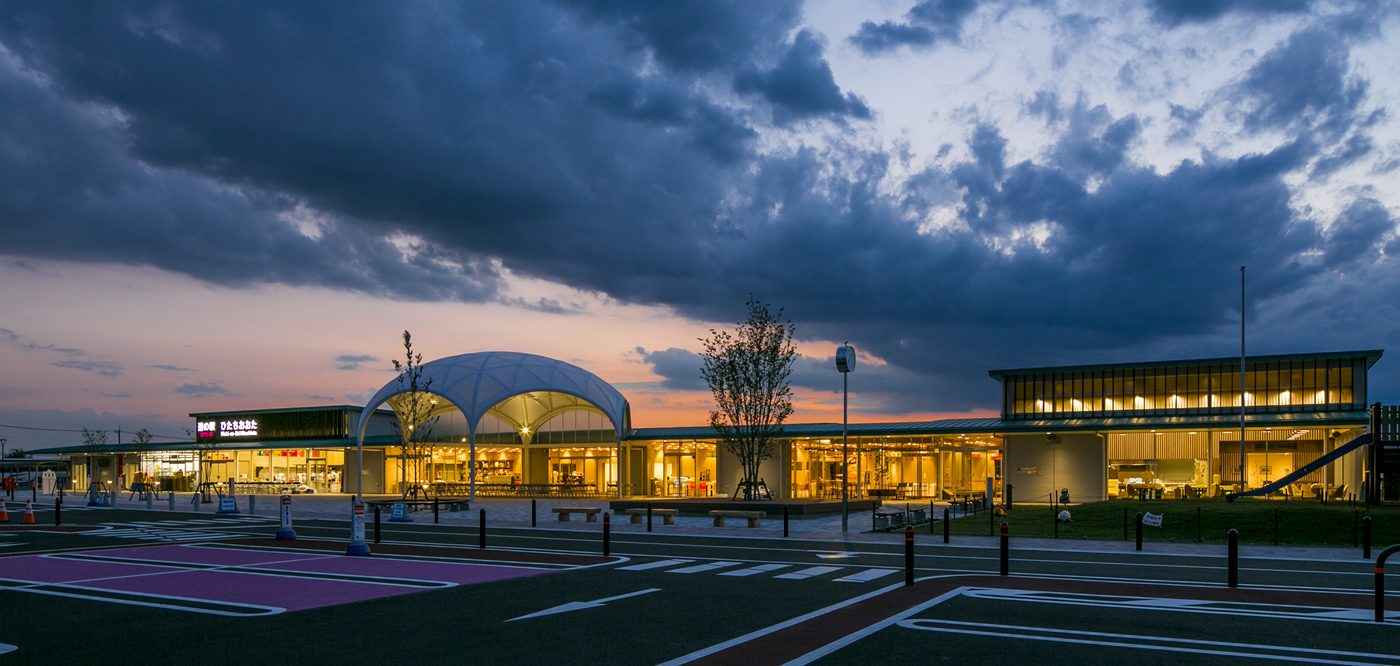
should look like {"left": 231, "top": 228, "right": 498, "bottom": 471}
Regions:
{"left": 987, "top": 349, "right": 1384, "bottom": 378}
{"left": 190, "top": 404, "right": 391, "bottom": 418}
{"left": 628, "top": 418, "right": 1003, "bottom": 440}
{"left": 34, "top": 435, "right": 400, "bottom": 455}
{"left": 625, "top": 410, "right": 1369, "bottom": 440}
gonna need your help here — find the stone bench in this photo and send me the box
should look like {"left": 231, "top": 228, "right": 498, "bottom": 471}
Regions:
{"left": 552, "top": 507, "right": 602, "bottom": 522}
{"left": 625, "top": 508, "right": 678, "bottom": 525}
{"left": 709, "top": 510, "right": 765, "bottom": 528}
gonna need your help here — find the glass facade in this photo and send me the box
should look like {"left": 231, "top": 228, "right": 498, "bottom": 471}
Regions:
{"left": 1000, "top": 355, "right": 1368, "bottom": 419}
{"left": 788, "top": 436, "right": 1002, "bottom": 501}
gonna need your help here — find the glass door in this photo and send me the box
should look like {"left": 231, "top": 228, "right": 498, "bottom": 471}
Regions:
{"left": 307, "top": 458, "right": 328, "bottom": 492}
{"left": 663, "top": 452, "right": 698, "bottom": 496}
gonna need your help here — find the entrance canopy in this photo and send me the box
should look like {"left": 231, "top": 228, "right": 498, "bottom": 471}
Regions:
{"left": 355, "top": 351, "right": 630, "bottom": 444}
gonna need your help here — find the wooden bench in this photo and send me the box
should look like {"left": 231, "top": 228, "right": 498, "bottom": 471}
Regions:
{"left": 552, "top": 507, "right": 602, "bottom": 522}
{"left": 709, "top": 510, "right": 765, "bottom": 528}
{"left": 625, "top": 508, "right": 678, "bottom": 525}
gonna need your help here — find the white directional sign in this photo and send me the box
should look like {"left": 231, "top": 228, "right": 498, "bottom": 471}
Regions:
{"left": 1142, "top": 512, "right": 1163, "bottom": 527}
{"left": 506, "top": 588, "right": 661, "bottom": 622}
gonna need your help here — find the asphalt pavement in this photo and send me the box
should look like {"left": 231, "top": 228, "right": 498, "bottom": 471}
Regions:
{"left": 1, "top": 504, "right": 1396, "bottom": 665}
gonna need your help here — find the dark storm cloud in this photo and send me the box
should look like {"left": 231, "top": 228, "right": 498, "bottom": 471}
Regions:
{"left": 1147, "top": 0, "right": 1312, "bottom": 25}
{"left": 636, "top": 346, "right": 945, "bottom": 415}
{"left": 51, "top": 360, "right": 124, "bottom": 377}
{"left": 333, "top": 355, "right": 379, "bottom": 371}
{"left": 635, "top": 347, "right": 707, "bottom": 391}
{"left": 1236, "top": 27, "right": 1368, "bottom": 140}
{"left": 559, "top": 0, "right": 802, "bottom": 72}
{"left": 173, "top": 382, "right": 228, "bottom": 396}
{"left": 0, "top": 2, "right": 1395, "bottom": 412}
{"left": 849, "top": 0, "right": 978, "bottom": 55}
{"left": 1, "top": 329, "right": 84, "bottom": 355}
{"left": 734, "top": 30, "right": 871, "bottom": 124}
{"left": 0, "top": 43, "right": 500, "bottom": 302}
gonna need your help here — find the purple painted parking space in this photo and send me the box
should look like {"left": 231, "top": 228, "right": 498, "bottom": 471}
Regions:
{"left": 82, "top": 569, "right": 422, "bottom": 611}
{"left": 1, "top": 555, "right": 182, "bottom": 584}
{"left": 2, "top": 544, "right": 555, "bottom": 613}
{"left": 253, "top": 555, "right": 545, "bottom": 585}
{"left": 95, "top": 544, "right": 333, "bottom": 567}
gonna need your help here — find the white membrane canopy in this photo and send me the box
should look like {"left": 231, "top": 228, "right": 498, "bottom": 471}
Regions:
{"left": 356, "top": 351, "right": 630, "bottom": 443}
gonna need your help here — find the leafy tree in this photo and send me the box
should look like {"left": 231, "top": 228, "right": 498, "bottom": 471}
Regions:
{"left": 387, "top": 331, "right": 440, "bottom": 499}
{"left": 700, "top": 297, "right": 798, "bottom": 500}
{"left": 130, "top": 428, "right": 154, "bottom": 449}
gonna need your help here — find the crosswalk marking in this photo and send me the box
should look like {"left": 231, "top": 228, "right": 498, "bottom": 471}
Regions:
{"left": 719, "top": 564, "right": 790, "bottom": 577}
{"left": 666, "top": 561, "right": 740, "bottom": 574}
{"left": 78, "top": 518, "right": 271, "bottom": 543}
{"left": 616, "top": 559, "right": 693, "bottom": 571}
{"left": 833, "top": 568, "right": 898, "bottom": 583}
{"left": 616, "top": 559, "right": 894, "bottom": 583}
{"left": 774, "top": 566, "right": 842, "bottom": 580}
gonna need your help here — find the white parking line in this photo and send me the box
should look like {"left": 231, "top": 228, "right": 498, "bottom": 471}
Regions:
{"left": 833, "top": 569, "right": 899, "bottom": 583}
{"left": 897, "top": 620, "right": 1400, "bottom": 665}
{"left": 667, "top": 561, "right": 741, "bottom": 574}
{"left": 720, "top": 564, "right": 791, "bottom": 577}
{"left": 774, "top": 566, "right": 842, "bottom": 580}
{"left": 616, "top": 559, "right": 693, "bottom": 571}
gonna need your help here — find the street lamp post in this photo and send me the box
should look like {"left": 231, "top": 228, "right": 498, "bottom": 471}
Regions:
{"left": 836, "top": 345, "right": 856, "bottom": 532}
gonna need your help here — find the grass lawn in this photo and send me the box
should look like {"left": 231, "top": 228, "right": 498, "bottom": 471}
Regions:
{"left": 940, "top": 498, "right": 1400, "bottom": 547}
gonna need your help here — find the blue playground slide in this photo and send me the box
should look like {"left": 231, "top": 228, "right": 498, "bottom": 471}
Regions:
{"left": 1226, "top": 433, "right": 1370, "bottom": 502}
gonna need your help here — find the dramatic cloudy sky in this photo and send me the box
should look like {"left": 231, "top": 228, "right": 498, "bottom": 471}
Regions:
{"left": 1, "top": 0, "right": 1397, "bottom": 448}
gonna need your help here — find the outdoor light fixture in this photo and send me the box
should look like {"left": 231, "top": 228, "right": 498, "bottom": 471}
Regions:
{"left": 835, "top": 344, "right": 855, "bottom": 533}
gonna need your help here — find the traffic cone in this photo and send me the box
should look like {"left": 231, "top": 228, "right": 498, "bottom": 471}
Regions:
{"left": 22, "top": 499, "right": 35, "bottom": 524}
{"left": 0, "top": 501, "right": 8, "bottom": 522}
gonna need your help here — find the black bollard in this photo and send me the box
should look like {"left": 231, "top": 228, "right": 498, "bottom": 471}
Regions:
{"left": 1123, "top": 506, "right": 1128, "bottom": 541}
{"left": 647, "top": 502, "right": 652, "bottom": 533}
{"left": 374, "top": 505, "right": 382, "bottom": 544}
{"left": 783, "top": 504, "right": 789, "bottom": 538}
{"left": 479, "top": 508, "right": 486, "bottom": 549}
{"left": 1228, "top": 529, "right": 1238, "bottom": 588}
{"left": 1054, "top": 506, "right": 1059, "bottom": 538}
{"left": 434, "top": 499, "right": 440, "bottom": 524}
{"left": 1197, "top": 507, "right": 1203, "bottom": 543}
{"left": 1355, "top": 510, "right": 1360, "bottom": 547}
{"left": 943, "top": 507, "right": 950, "bottom": 544}
{"left": 604, "top": 512, "right": 611, "bottom": 556}
{"left": 905, "top": 526, "right": 915, "bottom": 586}
{"left": 1273, "top": 508, "right": 1278, "bottom": 546}
{"left": 1363, "top": 516, "right": 1372, "bottom": 559}
{"left": 55, "top": 496, "right": 61, "bottom": 526}
{"left": 1378, "top": 559, "right": 1387, "bottom": 623}
{"left": 1136, "top": 512, "right": 1143, "bottom": 552}
{"left": 930, "top": 500, "right": 936, "bottom": 536}
{"left": 531, "top": 498, "right": 537, "bottom": 528}
{"left": 999, "top": 522, "right": 1009, "bottom": 576}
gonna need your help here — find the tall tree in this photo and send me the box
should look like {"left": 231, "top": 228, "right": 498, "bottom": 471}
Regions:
{"left": 700, "top": 297, "right": 798, "bottom": 501}
{"left": 388, "top": 331, "right": 440, "bottom": 500}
